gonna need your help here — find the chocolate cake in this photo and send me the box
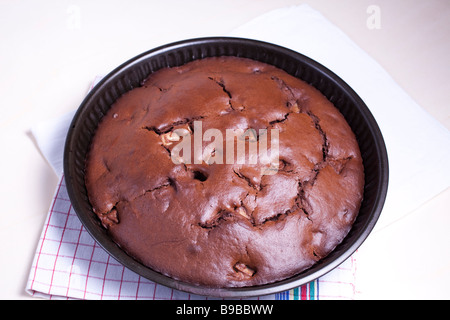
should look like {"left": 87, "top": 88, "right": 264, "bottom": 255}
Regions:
{"left": 85, "top": 56, "right": 364, "bottom": 288}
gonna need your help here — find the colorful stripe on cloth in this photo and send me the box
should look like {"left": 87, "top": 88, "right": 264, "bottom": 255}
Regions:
{"left": 276, "top": 256, "right": 357, "bottom": 300}
{"left": 275, "top": 280, "right": 318, "bottom": 300}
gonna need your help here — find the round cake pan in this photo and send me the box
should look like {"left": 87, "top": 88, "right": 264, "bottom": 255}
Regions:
{"left": 64, "top": 37, "right": 388, "bottom": 298}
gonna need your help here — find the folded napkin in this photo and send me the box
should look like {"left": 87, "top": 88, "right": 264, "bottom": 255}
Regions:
{"left": 27, "top": 4, "right": 450, "bottom": 300}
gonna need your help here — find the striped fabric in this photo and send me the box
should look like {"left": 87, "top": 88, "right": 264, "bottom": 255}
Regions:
{"left": 276, "top": 280, "right": 318, "bottom": 300}
{"left": 281, "top": 257, "right": 357, "bottom": 300}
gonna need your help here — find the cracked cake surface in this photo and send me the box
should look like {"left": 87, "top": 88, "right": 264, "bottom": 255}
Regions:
{"left": 85, "top": 56, "right": 364, "bottom": 288}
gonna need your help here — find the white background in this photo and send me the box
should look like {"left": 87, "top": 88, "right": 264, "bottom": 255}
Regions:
{"left": 0, "top": 0, "right": 449, "bottom": 299}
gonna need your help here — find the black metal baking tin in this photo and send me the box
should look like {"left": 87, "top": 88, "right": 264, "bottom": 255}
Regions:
{"left": 64, "top": 37, "right": 388, "bottom": 298}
